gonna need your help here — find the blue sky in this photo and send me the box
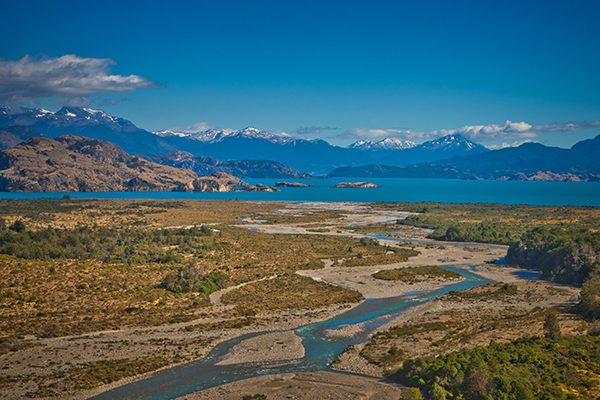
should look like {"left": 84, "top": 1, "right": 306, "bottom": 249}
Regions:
{"left": 2, "top": 0, "right": 599, "bottom": 148}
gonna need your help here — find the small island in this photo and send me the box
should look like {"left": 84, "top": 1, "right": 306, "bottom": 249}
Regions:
{"left": 333, "top": 182, "right": 381, "bottom": 188}
{"left": 275, "top": 181, "right": 315, "bottom": 188}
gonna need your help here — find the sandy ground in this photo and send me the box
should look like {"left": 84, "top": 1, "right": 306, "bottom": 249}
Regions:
{"left": 297, "top": 243, "right": 504, "bottom": 300}
{"left": 215, "top": 331, "right": 304, "bottom": 366}
{"left": 174, "top": 371, "right": 404, "bottom": 400}
{"left": 2, "top": 201, "right": 527, "bottom": 400}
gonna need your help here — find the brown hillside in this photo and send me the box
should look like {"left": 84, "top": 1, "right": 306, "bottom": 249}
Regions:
{"left": 0, "top": 135, "right": 197, "bottom": 192}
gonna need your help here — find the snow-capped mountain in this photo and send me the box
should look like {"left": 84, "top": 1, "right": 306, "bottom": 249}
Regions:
{"left": 152, "top": 126, "right": 293, "bottom": 145}
{"left": 0, "top": 106, "right": 140, "bottom": 133}
{"left": 0, "top": 105, "right": 490, "bottom": 175}
{"left": 418, "top": 134, "right": 485, "bottom": 152}
{"left": 379, "top": 134, "right": 488, "bottom": 166}
{"left": 0, "top": 106, "right": 184, "bottom": 156}
{"left": 348, "top": 138, "right": 417, "bottom": 151}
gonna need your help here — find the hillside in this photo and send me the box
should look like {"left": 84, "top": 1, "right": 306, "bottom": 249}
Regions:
{"left": 147, "top": 151, "right": 312, "bottom": 179}
{"left": 0, "top": 136, "right": 197, "bottom": 192}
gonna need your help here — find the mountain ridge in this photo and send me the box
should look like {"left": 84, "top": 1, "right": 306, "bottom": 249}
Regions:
{"left": 146, "top": 151, "right": 312, "bottom": 179}
{"left": 0, "top": 135, "right": 197, "bottom": 192}
{"left": 2, "top": 105, "right": 597, "bottom": 181}
{"left": 328, "top": 135, "right": 600, "bottom": 181}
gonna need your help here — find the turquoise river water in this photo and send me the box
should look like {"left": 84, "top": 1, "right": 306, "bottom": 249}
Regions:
{"left": 90, "top": 261, "right": 496, "bottom": 400}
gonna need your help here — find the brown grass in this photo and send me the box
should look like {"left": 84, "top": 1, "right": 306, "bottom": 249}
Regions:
{"left": 222, "top": 273, "right": 364, "bottom": 312}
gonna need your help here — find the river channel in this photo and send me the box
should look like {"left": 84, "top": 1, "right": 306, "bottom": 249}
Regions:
{"left": 90, "top": 260, "right": 496, "bottom": 400}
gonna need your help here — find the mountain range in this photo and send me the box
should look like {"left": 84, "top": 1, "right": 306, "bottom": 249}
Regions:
{"left": 1, "top": 105, "right": 599, "bottom": 181}
{"left": 145, "top": 151, "right": 311, "bottom": 179}
{"left": 0, "top": 106, "right": 488, "bottom": 175}
{"left": 329, "top": 136, "right": 600, "bottom": 181}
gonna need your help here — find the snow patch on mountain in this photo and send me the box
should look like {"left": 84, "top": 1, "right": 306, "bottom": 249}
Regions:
{"left": 151, "top": 126, "right": 294, "bottom": 145}
{"left": 348, "top": 138, "right": 417, "bottom": 151}
{"left": 421, "top": 134, "right": 485, "bottom": 152}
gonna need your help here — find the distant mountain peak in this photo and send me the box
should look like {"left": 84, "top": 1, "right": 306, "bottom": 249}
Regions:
{"left": 348, "top": 138, "right": 417, "bottom": 151}
{"left": 151, "top": 126, "right": 293, "bottom": 145}
{"left": 421, "top": 134, "right": 486, "bottom": 152}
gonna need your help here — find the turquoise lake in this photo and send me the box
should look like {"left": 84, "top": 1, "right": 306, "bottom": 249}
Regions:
{"left": 1, "top": 178, "right": 599, "bottom": 206}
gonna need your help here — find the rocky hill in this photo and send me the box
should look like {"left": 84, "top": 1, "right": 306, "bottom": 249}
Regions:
{"left": 179, "top": 172, "right": 280, "bottom": 192}
{"left": 147, "top": 151, "right": 312, "bottom": 179}
{"left": 0, "top": 136, "right": 197, "bottom": 192}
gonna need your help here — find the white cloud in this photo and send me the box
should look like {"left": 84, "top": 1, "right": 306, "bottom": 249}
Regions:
{"left": 0, "top": 54, "right": 158, "bottom": 106}
{"left": 339, "top": 120, "right": 600, "bottom": 143}
{"left": 339, "top": 127, "right": 433, "bottom": 142}
{"left": 532, "top": 121, "right": 600, "bottom": 132}
{"left": 295, "top": 126, "right": 340, "bottom": 135}
{"left": 486, "top": 139, "right": 540, "bottom": 150}
{"left": 185, "top": 122, "right": 212, "bottom": 132}
{"left": 439, "top": 121, "right": 537, "bottom": 142}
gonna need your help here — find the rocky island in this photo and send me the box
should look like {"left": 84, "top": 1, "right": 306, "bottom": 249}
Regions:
{"left": 333, "top": 181, "right": 381, "bottom": 188}
{"left": 275, "top": 181, "right": 314, "bottom": 188}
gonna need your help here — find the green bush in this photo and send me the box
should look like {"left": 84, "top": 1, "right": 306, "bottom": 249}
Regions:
{"left": 160, "top": 268, "right": 228, "bottom": 294}
{"left": 393, "top": 335, "right": 600, "bottom": 400}
{"left": 506, "top": 227, "right": 600, "bottom": 286}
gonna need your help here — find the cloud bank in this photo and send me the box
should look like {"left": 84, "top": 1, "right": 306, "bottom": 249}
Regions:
{"left": 0, "top": 54, "right": 158, "bottom": 106}
{"left": 295, "top": 126, "right": 340, "bottom": 135}
{"left": 339, "top": 120, "right": 600, "bottom": 143}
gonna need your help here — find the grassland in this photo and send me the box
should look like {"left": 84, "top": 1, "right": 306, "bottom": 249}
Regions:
{"left": 372, "top": 265, "right": 462, "bottom": 283}
{"left": 221, "top": 273, "right": 364, "bottom": 312}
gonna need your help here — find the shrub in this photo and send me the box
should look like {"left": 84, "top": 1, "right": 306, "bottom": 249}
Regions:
{"left": 160, "top": 268, "right": 228, "bottom": 295}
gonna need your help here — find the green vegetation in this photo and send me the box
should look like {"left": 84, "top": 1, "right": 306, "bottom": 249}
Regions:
{"left": 393, "top": 334, "right": 600, "bottom": 400}
{"left": 372, "top": 266, "right": 462, "bottom": 283}
{"left": 446, "top": 283, "right": 518, "bottom": 300}
{"left": 0, "top": 198, "right": 86, "bottom": 218}
{"left": 400, "top": 387, "right": 424, "bottom": 400}
{"left": 580, "top": 274, "right": 600, "bottom": 319}
{"left": 0, "top": 225, "right": 214, "bottom": 264}
{"left": 160, "top": 268, "right": 228, "bottom": 294}
{"left": 371, "top": 322, "right": 449, "bottom": 340}
{"left": 506, "top": 227, "right": 600, "bottom": 286}
{"left": 401, "top": 216, "right": 516, "bottom": 245}
{"left": 374, "top": 201, "right": 600, "bottom": 246}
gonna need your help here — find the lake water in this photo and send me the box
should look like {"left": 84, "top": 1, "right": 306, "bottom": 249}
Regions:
{"left": 1, "top": 178, "right": 600, "bottom": 206}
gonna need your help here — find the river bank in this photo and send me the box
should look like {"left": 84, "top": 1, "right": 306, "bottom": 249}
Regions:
{"left": 2, "top": 200, "right": 566, "bottom": 400}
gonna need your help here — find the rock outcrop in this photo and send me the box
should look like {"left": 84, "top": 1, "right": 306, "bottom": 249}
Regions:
{"left": 275, "top": 181, "right": 314, "bottom": 188}
{"left": 333, "top": 182, "right": 381, "bottom": 188}
{"left": 180, "top": 172, "right": 280, "bottom": 192}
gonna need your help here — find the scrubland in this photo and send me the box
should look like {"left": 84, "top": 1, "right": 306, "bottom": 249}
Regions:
{"left": 0, "top": 199, "right": 598, "bottom": 399}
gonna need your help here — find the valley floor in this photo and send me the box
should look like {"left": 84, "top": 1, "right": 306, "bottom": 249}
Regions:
{"left": 0, "top": 201, "right": 582, "bottom": 400}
